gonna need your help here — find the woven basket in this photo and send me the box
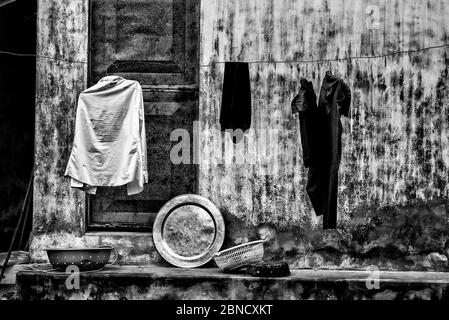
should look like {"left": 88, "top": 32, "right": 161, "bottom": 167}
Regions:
{"left": 214, "top": 240, "right": 264, "bottom": 271}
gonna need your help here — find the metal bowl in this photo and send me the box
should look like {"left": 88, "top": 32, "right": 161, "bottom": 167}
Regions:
{"left": 46, "top": 246, "right": 117, "bottom": 271}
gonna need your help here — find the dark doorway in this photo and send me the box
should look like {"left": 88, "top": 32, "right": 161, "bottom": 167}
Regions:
{"left": 0, "top": 0, "right": 36, "bottom": 251}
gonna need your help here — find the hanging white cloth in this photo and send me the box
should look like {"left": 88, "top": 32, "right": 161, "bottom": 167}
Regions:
{"left": 65, "top": 75, "right": 148, "bottom": 195}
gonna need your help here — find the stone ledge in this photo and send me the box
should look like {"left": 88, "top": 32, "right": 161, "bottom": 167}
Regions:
{"left": 15, "top": 265, "right": 449, "bottom": 300}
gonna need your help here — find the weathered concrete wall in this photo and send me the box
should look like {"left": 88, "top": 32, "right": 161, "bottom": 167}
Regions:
{"left": 199, "top": 0, "right": 449, "bottom": 270}
{"left": 33, "top": 0, "right": 449, "bottom": 272}
{"left": 32, "top": 0, "right": 88, "bottom": 257}
{"left": 31, "top": 0, "right": 162, "bottom": 264}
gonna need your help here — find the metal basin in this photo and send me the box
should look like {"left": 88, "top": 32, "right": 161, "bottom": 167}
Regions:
{"left": 46, "top": 246, "right": 117, "bottom": 271}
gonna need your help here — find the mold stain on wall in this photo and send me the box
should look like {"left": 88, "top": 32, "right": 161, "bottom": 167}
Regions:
{"left": 199, "top": 0, "right": 449, "bottom": 270}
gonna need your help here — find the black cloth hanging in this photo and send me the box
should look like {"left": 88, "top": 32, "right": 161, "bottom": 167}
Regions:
{"left": 220, "top": 62, "right": 252, "bottom": 142}
{"left": 291, "top": 78, "right": 319, "bottom": 168}
{"left": 292, "top": 72, "right": 351, "bottom": 229}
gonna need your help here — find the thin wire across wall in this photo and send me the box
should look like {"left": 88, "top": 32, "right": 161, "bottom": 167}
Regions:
{"left": 199, "top": 43, "right": 449, "bottom": 68}
{"left": 1, "top": 42, "right": 448, "bottom": 67}
{"left": 0, "top": 50, "right": 88, "bottom": 64}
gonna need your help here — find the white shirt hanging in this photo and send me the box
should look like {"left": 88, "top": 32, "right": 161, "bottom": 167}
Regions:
{"left": 65, "top": 75, "right": 148, "bottom": 195}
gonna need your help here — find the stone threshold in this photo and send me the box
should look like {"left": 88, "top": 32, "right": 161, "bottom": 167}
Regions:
{"left": 16, "top": 265, "right": 449, "bottom": 300}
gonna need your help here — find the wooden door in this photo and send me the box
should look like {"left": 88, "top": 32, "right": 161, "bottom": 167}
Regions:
{"left": 87, "top": 0, "right": 199, "bottom": 230}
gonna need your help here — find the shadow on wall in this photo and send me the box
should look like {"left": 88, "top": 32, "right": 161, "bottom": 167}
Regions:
{"left": 0, "top": 0, "right": 36, "bottom": 251}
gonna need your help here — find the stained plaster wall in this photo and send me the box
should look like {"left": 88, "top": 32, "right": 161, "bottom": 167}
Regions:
{"left": 32, "top": 0, "right": 449, "bottom": 271}
{"left": 198, "top": 0, "right": 449, "bottom": 271}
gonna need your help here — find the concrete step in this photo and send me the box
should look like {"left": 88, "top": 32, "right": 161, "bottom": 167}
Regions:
{"left": 15, "top": 265, "right": 449, "bottom": 300}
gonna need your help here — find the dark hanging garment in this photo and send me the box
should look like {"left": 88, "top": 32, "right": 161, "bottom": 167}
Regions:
{"left": 292, "top": 72, "right": 351, "bottom": 230}
{"left": 292, "top": 79, "right": 327, "bottom": 225}
{"left": 316, "top": 71, "right": 351, "bottom": 229}
{"left": 291, "top": 78, "right": 319, "bottom": 168}
{"left": 220, "top": 62, "right": 252, "bottom": 140}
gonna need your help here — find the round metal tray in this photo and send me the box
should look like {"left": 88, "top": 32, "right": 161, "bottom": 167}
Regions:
{"left": 153, "top": 194, "right": 225, "bottom": 268}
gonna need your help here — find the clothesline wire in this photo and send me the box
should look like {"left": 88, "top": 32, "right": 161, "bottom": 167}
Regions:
{"left": 0, "top": 50, "right": 88, "bottom": 64}
{"left": 200, "top": 43, "right": 449, "bottom": 67}
{"left": 1, "top": 42, "right": 448, "bottom": 67}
